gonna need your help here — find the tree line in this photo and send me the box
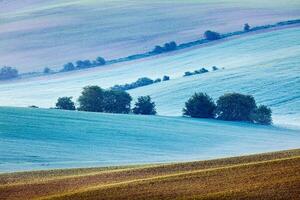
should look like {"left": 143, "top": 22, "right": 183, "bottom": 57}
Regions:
{"left": 53, "top": 85, "right": 272, "bottom": 125}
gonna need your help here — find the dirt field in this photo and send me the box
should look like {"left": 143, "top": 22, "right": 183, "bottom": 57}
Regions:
{"left": 1, "top": 149, "right": 299, "bottom": 200}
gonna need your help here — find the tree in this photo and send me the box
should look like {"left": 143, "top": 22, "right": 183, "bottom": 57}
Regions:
{"left": 204, "top": 30, "right": 221, "bottom": 40}
{"left": 244, "top": 23, "right": 251, "bottom": 32}
{"left": 162, "top": 75, "right": 170, "bottom": 81}
{"left": 133, "top": 96, "right": 156, "bottom": 115}
{"left": 183, "top": 93, "right": 216, "bottom": 118}
{"left": 76, "top": 60, "right": 92, "bottom": 69}
{"left": 62, "top": 63, "right": 75, "bottom": 72}
{"left": 103, "top": 90, "right": 132, "bottom": 114}
{"left": 96, "top": 57, "right": 106, "bottom": 66}
{"left": 215, "top": 93, "right": 257, "bottom": 121}
{"left": 78, "top": 86, "right": 105, "bottom": 112}
{"left": 43, "top": 67, "right": 51, "bottom": 74}
{"left": 0, "top": 66, "right": 18, "bottom": 80}
{"left": 56, "top": 97, "right": 76, "bottom": 110}
{"left": 153, "top": 45, "right": 164, "bottom": 54}
{"left": 251, "top": 105, "right": 272, "bottom": 125}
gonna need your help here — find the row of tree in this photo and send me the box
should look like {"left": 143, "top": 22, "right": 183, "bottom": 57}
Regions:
{"left": 55, "top": 86, "right": 157, "bottom": 115}
{"left": 183, "top": 92, "right": 272, "bottom": 125}
{"left": 111, "top": 76, "right": 170, "bottom": 91}
{"left": 0, "top": 66, "right": 19, "bottom": 80}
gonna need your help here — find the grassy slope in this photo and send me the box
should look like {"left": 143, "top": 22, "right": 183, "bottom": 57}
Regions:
{"left": 1, "top": 107, "right": 300, "bottom": 173}
{"left": 1, "top": 0, "right": 300, "bottom": 72}
{"left": 1, "top": 149, "right": 299, "bottom": 200}
{"left": 0, "top": 26, "right": 299, "bottom": 125}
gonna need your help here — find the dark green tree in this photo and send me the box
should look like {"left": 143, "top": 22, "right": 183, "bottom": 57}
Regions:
{"left": 0, "top": 66, "right": 18, "bottom": 80}
{"left": 96, "top": 57, "right": 106, "bottom": 65}
{"left": 103, "top": 90, "right": 132, "bottom": 114}
{"left": 133, "top": 96, "right": 156, "bottom": 115}
{"left": 244, "top": 23, "right": 251, "bottom": 32}
{"left": 215, "top": 93, "right": 257, "bottom": 121}
{"left": 251, "top": 105, "right": 272, "bottom": 125}
{"left": 204, "top": 30, "right": 221, "bottom": 40}
{"left": 183, "top": 93, "right": 216, "bottom": 118}
{"left": 56, "top": 97, "right": 76, "bottom": 110}
{"left": 78, "top": 86, "right": 105, "bottom": 112}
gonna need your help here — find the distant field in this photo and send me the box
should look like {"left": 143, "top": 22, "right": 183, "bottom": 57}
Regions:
{"left": 1, "top": 107, "right": 300, "bottom": 172}
{"left": 1, "top": 149, "right": 299, "bottom": 200}
{"left": 1, "top": 0, "right": 300, "bottom": 72}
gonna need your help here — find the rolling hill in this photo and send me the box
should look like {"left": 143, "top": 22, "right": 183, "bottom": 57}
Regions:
{"left": 0, "top": 26, "right": 299, "bottom": 126}
{"left": 1, "top": 0, "right": 300, "bottom": 72}
{"left": 0, "top": 107, "right": 299, "bottom": 173}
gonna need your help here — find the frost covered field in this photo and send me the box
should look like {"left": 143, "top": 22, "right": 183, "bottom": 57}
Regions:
{"left": 1, "top": 0, "right": 300, "bottom": 72}
{"left": 0, "top": 107, "right": 299, "bottom": 172}
{"left": 0, "top": 27, "right": 299, "bottom": 126}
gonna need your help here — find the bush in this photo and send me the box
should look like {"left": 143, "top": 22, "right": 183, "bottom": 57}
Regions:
{"left": 133, "top": 96, "right": 156, "bottom": 115}
{"left": 103, "top": 90, "right": 132, "bottom": 114}
{"left": 183, "top": 93, "right": 216, "bottom": 118}
{"left": 244, "top": 23, "right": 251, "bottom": 32}
{"left": 204, "top": 30, "right": 221, "bottom": 40}
{"left": 78, "top": 86, "right": 105, "bottom": 112}
{"left": 96, "top": 57, "right": 106, "bottom": 66}
{"left": 111, "top": 77, "right": 154, "bottom": 91}
{"left": 62, "top": 63, "right": 75, "bottom": 72}
{"left": 0, "top": 66, "right": 19, "bottom": 80}
{"left": 212, "top": 66, "right": 219, "bottom": 71}
{"left": 56, "top": 97, "right": 76, "bottom": 110}
{"left": 163, "top": 75, "right": 170, "bottom": 81}
{"left": 184, "top": 71, "right": 193, "bottom": 77}
{"left": 153, "top": 46, "right": 164, "bottom": 54}
{"left": 154, "top": 78, "right": 161, "bottom": 83}
{"left": 251, "top": 105, "right": 272, "bottom": 125}
{"left": 215, "top": 93, "right": 257, "bottom": 121}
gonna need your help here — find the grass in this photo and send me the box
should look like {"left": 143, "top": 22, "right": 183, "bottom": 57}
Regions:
{"left": 1, "top": 149, "right": 300, "bottom": 200}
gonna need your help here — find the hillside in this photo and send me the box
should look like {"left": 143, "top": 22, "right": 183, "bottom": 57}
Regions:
{"left": 1, "top": 149, "right": 299, "bottom": 200}
{"left": 0, "top": 26, "right": 299, "bottom": 125}
{"left": 0, "top": 107, "right": 299, "bottom": 173}
{"left": 1, "top": 0, "right": 300, "bottom": 72}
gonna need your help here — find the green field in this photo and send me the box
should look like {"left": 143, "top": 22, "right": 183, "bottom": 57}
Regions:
{"left": 1, "top": 149, "right": 299, "bottom": 200}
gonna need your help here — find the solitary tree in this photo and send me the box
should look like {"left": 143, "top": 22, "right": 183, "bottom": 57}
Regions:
{"left": 133, "top": 96, "right": 156, "bottom": 115}
{"left": 0, "top": 66, "right": 19, "bottom": 80}
{"left": 244, "top": 23, "right": 251, "bottom": 32}
{"left": 215, "top": 93, "right": 257, "bottom": 121}
{"left": 78, "top": 86, "right": 105, "bottom": 112}
{"left": 183, "top": 93, "right": 216, "bottom": 118}
{"left": 56, "top": 97, "right": 76, "bottom": 110}
{"left": 251, "top": 105, "right": 272, "bottom": 125}
{"left": 103, "top": 90, "right": 132, "bottom": 114}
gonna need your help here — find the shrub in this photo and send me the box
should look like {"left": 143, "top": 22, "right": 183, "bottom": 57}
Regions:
{"left": 103, "top": 90, "right": 132, "bottom": 114}
{"left": 215, "top": 93, "right": 257, "bottom": 121}
{"left": 251, "top": 105, "right": 272, "bottom": 125}
{"left": 154, "top": 78, "right": 162, "bottom": 83}
{"left": 244, "top": 23, "right": 251, "bottom": 32}
{"left": 0, "top": 66, "right": 19, "bottom": 80}
{"left": 96, "top": 57, "right": 106, "bottom": 66}
{"left": 153, "top": 46, "right": 164, "bottom": 54}
{"left": 133, "top": 96, "right": 156, "bottom": 115}
{"left": 183, "top": 93, "right": 216, "bottom": 118}
{"left": 62, "top": 63, "right": 75, "bottom": 72}
{"left": 163, "top": 75, "right": 170, "bottom": 81}
{"left": 212, "top": 66, "right": 219, "bottom": 71}
{"left": 184, "top": 71, "right": 193, "bottom": 77}
{"left": 111, "top": 77, "right": 154, "bottom": 91}
{"left": 78, "top": 86, "right": 105, "bottom": 112}
{"left": 195, "top": 68, "right": 209, "bottom": 74}
{"left": 204, "top": 30, "right": 221, "bottom": 40}
{"left": 152, "top": 41, "right": 177, "bottom": 54}
{"left": 56, "top": 97, "right": 76, "bottom": 110}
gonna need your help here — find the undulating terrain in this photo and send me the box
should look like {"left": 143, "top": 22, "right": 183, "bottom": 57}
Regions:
{"left": 1, "top": 149, "right": 299, "bottom": 200}
{"left": 0, "top": 26, "right": 299, "bottom": 126}
{"left": 1, "top": 0, "right": 300, "bottom": 72}
{"left": 0, "top": 107, "right": 299, "bottom": 172}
